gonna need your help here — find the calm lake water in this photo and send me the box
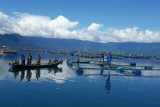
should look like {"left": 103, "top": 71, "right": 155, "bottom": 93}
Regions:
{"left": 0, "top": 52, "right": 160, "bottom": 107}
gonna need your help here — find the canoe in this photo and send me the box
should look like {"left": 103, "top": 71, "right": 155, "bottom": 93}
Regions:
{"left": 72, "top": 61, "right": 91, "bottom": 63}
{"left": 67, "top": 59, "right": 90, "bottom": 64}
{"left": 9, "top": 60, "right": 63, "bottom": 69}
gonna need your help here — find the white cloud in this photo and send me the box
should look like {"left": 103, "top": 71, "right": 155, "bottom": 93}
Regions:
{"left": 0, "top": 12, "right": 9, "bottom": 34}
{"left": 0, "top": 11, "right": 160, "bottom": 43}
{"left": 87, "top": 23, "right": 103, "bottom": 31}
{"left": 111, "top": 27, "right": 160, "bottom": 43}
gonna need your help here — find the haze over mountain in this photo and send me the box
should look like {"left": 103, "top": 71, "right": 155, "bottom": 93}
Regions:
{"left": 0, "top": 34, "right": 160, "bottom": 56}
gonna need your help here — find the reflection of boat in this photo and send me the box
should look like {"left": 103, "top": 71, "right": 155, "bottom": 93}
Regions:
{"left": 8, "top": 67, "right": 63, "bottom": 81}
{"left": 9, "top": 61, "right": 63, "bottom": 69}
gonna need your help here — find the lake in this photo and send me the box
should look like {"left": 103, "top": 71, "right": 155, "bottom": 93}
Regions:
{"left": 0, "top": 52, "right": 160, "bottom": 107}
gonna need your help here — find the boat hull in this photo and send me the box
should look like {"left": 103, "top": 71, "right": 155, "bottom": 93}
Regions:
{"left": 9, "top": 63, "right": 59, "bottom": 69}
{"left": 72, "top": 61, "right": 90, "bottom": 63}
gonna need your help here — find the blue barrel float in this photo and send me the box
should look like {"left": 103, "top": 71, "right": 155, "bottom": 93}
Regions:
{"left": 76, "top": 68, "right": 84, "bottom": 76}
{"left": 130, "top": 62, "right": 136, "bottom": 66}
{"left": 67, "top": 61, "right": 73, "bottom": 67}
{"left": 132, "top": 70, "right": 141, "bottom": 76}
{"left": 144, "top": 66, "right": 152, "bottom": 70}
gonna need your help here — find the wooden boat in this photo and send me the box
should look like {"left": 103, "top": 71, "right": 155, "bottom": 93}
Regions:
{"left": 9, "top": 60, "right": 63, "bottom": 69}
{"left": 156, "top": 57, "right": 160, "bottom": 60}
{"left": 8, "top": 66, "right": 62, "bottom": 73}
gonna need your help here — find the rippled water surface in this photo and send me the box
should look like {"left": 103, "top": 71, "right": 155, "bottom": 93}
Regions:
{"left": 0, "top": 52, "right": 160, "bottom": 107}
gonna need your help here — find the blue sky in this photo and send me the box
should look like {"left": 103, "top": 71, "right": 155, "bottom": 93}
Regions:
{"left": 1, "top": 0, "right": 160, "bottom": 30}
{"left": 0, "top": 0, "right": 160, "bottom": 42}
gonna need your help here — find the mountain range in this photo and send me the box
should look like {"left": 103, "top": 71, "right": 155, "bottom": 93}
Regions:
{"left": 0, "top": 34, "right": 160, "bottom": 56}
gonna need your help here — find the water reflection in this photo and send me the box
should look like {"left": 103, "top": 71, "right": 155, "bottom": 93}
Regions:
{"left": 20, "top": 70, "right": 25, "bottom": 81}
{"left": 100, "top": 66, "right": 104, "bottom": 75}
{"left": 26, "top": 69, "right": 32, "bottom": 81}
{"left": 36, "top": 68, "right": 40, "bottom": 80}
{"left": 8, "top": 67, "right": 63, "bottom": 82}
{"left": 14, "top": 71, "right": 19, "bottom": 79}
{"left": 105, "top": 71, "right": 111, "bottom": 94}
